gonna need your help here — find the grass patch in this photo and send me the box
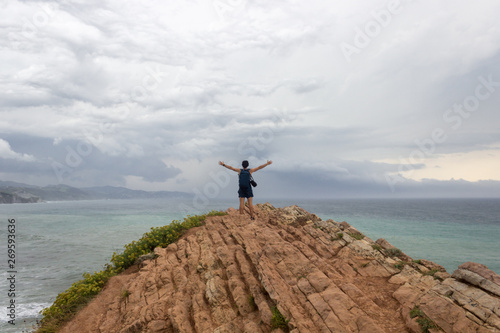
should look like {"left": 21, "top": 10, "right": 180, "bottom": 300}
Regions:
{"left": 371, "top": 244, "right": 382, "bottom": 251}
{"left": 422, "top": 268, "right": 442, "bottom": 280}
{"left": 410, "top": 305, "right": 439, "bottom": 333}
{"left": 36, "top": 210, "right": 227, "bottom": 333}
{"left": 349, "top": 233, "right": 365, "bottom": 240}
{"left": 331, "top": 232, "right": 344, "bottom": 241}
{"left": 410, "top": 305, "right": 425, "bottom": 318}
{"left": 416, "top": 317, "right": 438, "bottom": 333}
{"left": 384, "top": 248, "right": 403, "bottom": 258}
{"left": 121, "top": 289, "right": 130, "bottom": 299}
{"left": 271, "top": 306, "right": 289, "bottom": 331}
{"left": 394, "top": 261, "right": 406, "bottom": 270}
{"left": 247, "top": 294, "right": 257, "bottom": 311}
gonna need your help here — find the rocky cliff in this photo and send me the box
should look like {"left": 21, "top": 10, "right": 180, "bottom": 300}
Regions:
{"left": 0, "top": 191, "right": 41, "bottom": 203}
{"left": 60, "top": 204, "right": 500, "bottom": 333}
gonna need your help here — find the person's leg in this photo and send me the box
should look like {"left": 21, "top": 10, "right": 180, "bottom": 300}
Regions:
{"left": 239, "top": 197, "right": 245, "bottom": 214}
{"left": 248, "top": 197, "right": 255, "bottom": 219}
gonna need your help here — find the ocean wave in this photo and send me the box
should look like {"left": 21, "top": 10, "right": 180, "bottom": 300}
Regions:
{"left": 0, "top": 302, "right": 49, "bottom": 322}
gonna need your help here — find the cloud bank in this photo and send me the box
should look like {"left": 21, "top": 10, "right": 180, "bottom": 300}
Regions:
{"left": 1, "top": 0, "right": 500, "bottom": 198}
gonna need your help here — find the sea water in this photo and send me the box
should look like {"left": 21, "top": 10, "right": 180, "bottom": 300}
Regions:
{"left": 0, "top": 198, "right": 499, "bottom": 332}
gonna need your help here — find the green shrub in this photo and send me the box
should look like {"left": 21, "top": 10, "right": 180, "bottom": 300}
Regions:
{"left": 206, "top": 210, "right": 229, "bottom": 217}
{"left": 37, "top": 268, "right": 116, "bottom": 333}
{"left": 371, "top": 244, "right": 382, "bottom": 251}
{"left": 271, "top": 306, "right": 289, "bottom": 331}
{"left": 416, "top": 317, "right": 438, "bottom": 333}
{"left": 36, "top": 211, "right": 226, "bottom": 333}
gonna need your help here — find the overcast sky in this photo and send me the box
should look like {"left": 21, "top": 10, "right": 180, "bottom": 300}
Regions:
{"left": 1, "top": 0, "right": 500, "bottom": 199}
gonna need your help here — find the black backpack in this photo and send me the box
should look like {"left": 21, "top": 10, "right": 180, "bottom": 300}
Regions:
{"left": 239, "top": 169, "right": 257, "bottom": 187}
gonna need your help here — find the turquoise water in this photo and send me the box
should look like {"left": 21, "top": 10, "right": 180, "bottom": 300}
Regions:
{"left": 0, "top": 198, "right": 499, "bottom": 332}
{"left": 293, "top": 198, "right": 500, "bottom": 273}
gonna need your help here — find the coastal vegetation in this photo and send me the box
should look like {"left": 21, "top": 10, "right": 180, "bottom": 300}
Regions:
{"left": 270, "top": 306, "right": 290, "bottom": 331}
{"left": 33, "top": 204, "right": 500, "bottom": 333}
{"left": 247, "top": 294, "right": 257, "bottom": 312}
{"left": 36, "top": 210, "right": 227, "bottom": 333}
{"left": 349, "top": 232, "right": 365, "bottom": 240}
{"left": 384, "top": 247, "right": 403, "bottom": 258}
{"left": 410, "top": 305, "right": 439, "bottom": 333}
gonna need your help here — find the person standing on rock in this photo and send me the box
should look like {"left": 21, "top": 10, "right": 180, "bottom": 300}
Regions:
{"left": 219, "top": 160, "right": 272, "bottom": 220}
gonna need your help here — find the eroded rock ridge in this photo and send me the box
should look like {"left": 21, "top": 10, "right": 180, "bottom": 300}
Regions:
{"left": 60, "top": 204, "right": 500, "bottom": 333}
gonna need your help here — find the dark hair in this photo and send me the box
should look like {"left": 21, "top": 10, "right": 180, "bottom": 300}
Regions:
{"left": 242, "top": 160, "right": 249, "bottom": 168}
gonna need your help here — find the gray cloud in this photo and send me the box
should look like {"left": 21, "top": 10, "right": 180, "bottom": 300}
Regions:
{"left": 1, "top": 0, "right": 500, "bottom": 197}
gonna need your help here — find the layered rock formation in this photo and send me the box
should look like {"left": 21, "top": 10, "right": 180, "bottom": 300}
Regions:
{"left": 60, "top": 204, "right": 500, "bottom": 333}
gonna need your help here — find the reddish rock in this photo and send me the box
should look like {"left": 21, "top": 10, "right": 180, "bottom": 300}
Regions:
{"left": 452, "top": 269, "right": 500, "bottom": 297}
{"left": 339, "top": 221, "right": 351, "bottom": 230}
{"left": 375, "top": 238, "right": 395, "bottom": 250}
{"left": 459, "top": 262, "right": 500, "bottom": 286}
{"left": 55, "top": 204, "right": 500, "bottom": 333}
{"left": 419, "top": 259, "right": 447, "bottom": 273}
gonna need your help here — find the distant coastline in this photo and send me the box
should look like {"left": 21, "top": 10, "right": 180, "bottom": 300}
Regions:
{"left": 0, "top": 180, "right": 192, "bottom": 204}
{"left": 0, "top": 191, "right": 42, "bottom": 204}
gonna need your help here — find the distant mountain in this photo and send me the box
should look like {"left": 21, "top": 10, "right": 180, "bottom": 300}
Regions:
{"left": 81, "top": 186, "right": 192, "bottom": 200}
{"left": 0, "top": 180, "right": 39, "bottom": 188}
{"left": 0, "top": 181, "right": 192, "bottom": 204}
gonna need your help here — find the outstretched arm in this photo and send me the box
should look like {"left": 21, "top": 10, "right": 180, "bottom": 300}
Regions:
{"left": 219, "top": 161, "right": 240, "bottom": 173}
{"left": 250, "top": 160, "right": 272, "bottom": 173}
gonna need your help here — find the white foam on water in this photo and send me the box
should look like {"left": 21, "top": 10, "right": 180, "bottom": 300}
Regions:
{"left": 0, "top": 302, "right": 49, "bottom": 323}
